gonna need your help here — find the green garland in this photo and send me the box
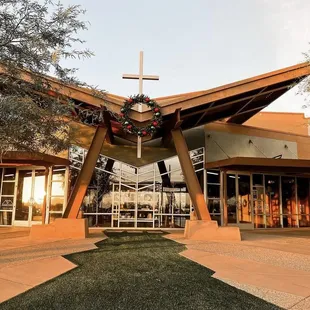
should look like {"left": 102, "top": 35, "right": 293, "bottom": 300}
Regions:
{"left": 118, "top": 94, "right": 162, "bottom": 137}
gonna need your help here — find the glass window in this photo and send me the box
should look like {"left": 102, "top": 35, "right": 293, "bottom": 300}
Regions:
{"left": 281, "top": 177, "right": 297, "bottom": 228}
{"left": 207, "top": 170, "right": 220, "bottom": 184}
{"left": 254, "top": 214, "right": 265, "bottom": 228}
{"left": 281, "top": 177, "right": 296, "bottom": 214}
{"left": 52, "top": 166, "right": 66, "bottom": 181}
{"left": 3, "top": 168, "right": 16, "bottom": 181}
{"left": 238, "top": 175, "right": 251, "bottom": 224}
{"left": 265, "top": 175, "right": 280, "bottom": 227}
{"left": 208, "top": 199, "right": 220, "bottom": 213}
{"left": 0, "top": 211, "right": 12, "bottom": 225}
{"left": 297, "top": 178, "right": 310, "bottom": 228}
{"left": 51, "top": 182, "right": 65, "bottom": 196}
{"left": 253, "top": 186, "right": 264, "bottom": 201}
{"left": 207, "top": 184, "right": 220, "bottom": 198}
{"left": 253, "top": 174, "right": 263, "bottom": 186}
{"left": 70, "top": 145, "right": 202, "bottom": 229}
{"left": 253, "top": 200, "right": 264, "bottom": 214}
{"left": 50, "top": 197, "right": 64, "bottom": 212}
{"left": 0, "top": 197, "right": 14, "bottom": 210}
{"left": 172, "top": 215, "right": 188, "bottom": 228}
{"left": 297, "top": 178, "right": 310, "bottom": 215}
{"left": 1, "top": 182, "right": 15, "bottom": 196}
{"left": 227, "top": 174, "right": 237, "bottom": 224}
{"left": 49, "top": 213, "right": 63, "bottom": 223}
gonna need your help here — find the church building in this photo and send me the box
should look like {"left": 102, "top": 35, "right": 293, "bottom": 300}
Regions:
{"left": 1, "top": 62, "right": 310, "bottom": 231}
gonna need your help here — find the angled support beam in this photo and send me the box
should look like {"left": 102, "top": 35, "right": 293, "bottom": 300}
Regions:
{"left": 103, "top": 109, "right": 114, "bottom": 144}
{"left": 194, "top": 102, "right": 215, "bottom": 127}
{"left": 104, "top": 158, "right": 115, "bottom": 173}
{"left": 226, "top": 104, "right": 269, "bottom": 124}
{"left": 157, "top": 161, "right": 172, "bottom": 187}
{"left": 157, "top": 161, "right": 175, "bottom": 226}
{"left": 63, "top": 126, "right": 108, "bottom": 218}
{"left": 162, "top": 108, "right": 183, "bottom": 147}
{"left": 171, "top": 128, "right": 211, "bottom": 221}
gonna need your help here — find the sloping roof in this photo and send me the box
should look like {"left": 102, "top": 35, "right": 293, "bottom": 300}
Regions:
{"left": 155, "top": 62, "right": 310, "bottom": 129}
{"left": 205, "top": 157, "right": 310, "bottom": 174}
{"left": 1, "top": 62, "right": 310, "bottom": 143}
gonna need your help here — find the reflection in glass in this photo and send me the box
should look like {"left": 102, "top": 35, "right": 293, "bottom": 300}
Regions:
{"left": 265, "top": 175, "right": 281, "bottom": 228}
{"left": 15, "top": 170, "right": 32, "bottom": 221}
{"left": 50, "top": 197, "right": 64, "bottom": 212}
{"left": 3, "top": 168, "right": 16, "bottom": 181}
{"left": 85, "top": 214, "right": 112, "bottom": 227}
{"left": 49, "top": 213, "right": 62, "bottom": 223}
{"left": 1, "top": 182, "right": 15, "bottom": 196}
{"left": 254, "top": 214, "right": 265, "bottom": 228}
{"left": 227, "top": 174, "right": 237, "bottom": 224}
{"left": 208, "top": 199, "right": 221, "bottom": 226}
{"left": 208, "top": 199, "right": 220, "bottom": 213}
{"left": 51, "top": 182, "right": 64, "bottom": 196}
{"left": 253, "top": 174, "right": 263, "bottom": 186}
{"left": 208, "top": 184, "right": 220, "bottom": 198}
{"left": 0, "top": 197, "right": 14, "bottom": 210}
{"left": 297, "top": 178, "right": 310, "bottom": 227}
{"left": 207, "top": 170, "right": 220, "bottom": 184}
{"left": 70, "top": 146, "right": 199, "bottom": 229}
{"left": 281, "top": 177, "right": 297, "bottom": 227}
{"left": 52, "top": 166, "right": 66, "bottom": 181}
{"left": 238, "top": 175, "right": 251, "bottom": 223}
{"left": 32, "top": 171, "right": 45, "bottom": 222}
{"left": 0, "top": 211, "right": 12, "bottom": 225}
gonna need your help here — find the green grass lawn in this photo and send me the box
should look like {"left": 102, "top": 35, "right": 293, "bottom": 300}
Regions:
{"left": 0, "top": 232, "right": 280, "bottom": 310}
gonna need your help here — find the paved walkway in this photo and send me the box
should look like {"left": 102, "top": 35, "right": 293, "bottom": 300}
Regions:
{"left": 1, "top": 227, "right": 310, "bottom": 309}
{"left": 0, "top": 231, "right": 279, "bottom": 310}
{"left": 0, "top": 227, "right": 105, "bottom": 303}
{"left": 166, "top": 229, "right": 310, "bottom": 309}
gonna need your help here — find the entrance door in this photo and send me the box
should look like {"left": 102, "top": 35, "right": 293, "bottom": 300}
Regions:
{"left": 227, "top": 173, "right": 237, "bottom": 223}
{"left": 226, "top": 173, "right": 252, "bottom": 226}
{"left": 14, "top": 169, "right": 46, "bottom": 227}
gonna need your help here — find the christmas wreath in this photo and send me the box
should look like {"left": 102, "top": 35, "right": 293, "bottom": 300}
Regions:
{"left": 118, "top": 94, "right": 162, "bottom": 137}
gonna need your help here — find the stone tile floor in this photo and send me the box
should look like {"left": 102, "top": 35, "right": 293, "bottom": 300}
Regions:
{"left": 1, "top": 227, "right": 310, "bottom": 309}
{"left": 0, "top": 227, "right": 105, "bottom": 302}
{"left": 165, "top": 229, "right": 310, "bottom": 309}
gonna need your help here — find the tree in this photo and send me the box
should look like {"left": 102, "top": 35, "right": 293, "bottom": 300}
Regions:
{"left": 301, "top": 47, "right": 310, "bottom": 108}
{"left": 0, "top": 0, "right": 95, "bottom": 154}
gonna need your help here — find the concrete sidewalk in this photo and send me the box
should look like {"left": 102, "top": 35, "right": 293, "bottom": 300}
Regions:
{"left": 0, "top": 228, "right": 106, "bottom": 303}
{"left": 166, "top": 229, "right": 310, "bottom": 309}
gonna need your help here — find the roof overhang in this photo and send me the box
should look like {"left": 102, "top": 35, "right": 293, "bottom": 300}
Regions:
{"left": 156, "top": 62, "right": 310, "bottom": 130}
{"left": 1, "top": 62, "right": 310, "bottom": 143}
{"left": 0, "top": 152, "right": 70, "bottom": 167}
{"left": 205, "top": 157, "right": 310, "bottom": 175}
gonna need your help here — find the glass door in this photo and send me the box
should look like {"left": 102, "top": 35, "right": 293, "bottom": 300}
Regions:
{"left": 237, "top": 174, "right": 251, "bottom": 224}
{"left": 226, "top": 173, "right": 251, "bottom": 225}
{"left": 14, "top": 169, "right": 46, "bottom": 226}
{"left": 227, "top": 173, "right": 237, "bottom": 223}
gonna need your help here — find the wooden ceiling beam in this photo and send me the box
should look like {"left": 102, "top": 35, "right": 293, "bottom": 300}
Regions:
{"left": 181, "top": 84, "right": 290, "bottom": 120}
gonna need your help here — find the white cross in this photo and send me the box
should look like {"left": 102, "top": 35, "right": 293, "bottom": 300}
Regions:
{"left": 122, "top": 51, "right": 159, "bottom": 112}
{"left": 122, "top": 51, "right": 159, "bottom": 158}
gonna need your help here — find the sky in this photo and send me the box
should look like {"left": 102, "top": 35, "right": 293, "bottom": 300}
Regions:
{"left": 60, "top": 0, "right": 310, "bottom": 114}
